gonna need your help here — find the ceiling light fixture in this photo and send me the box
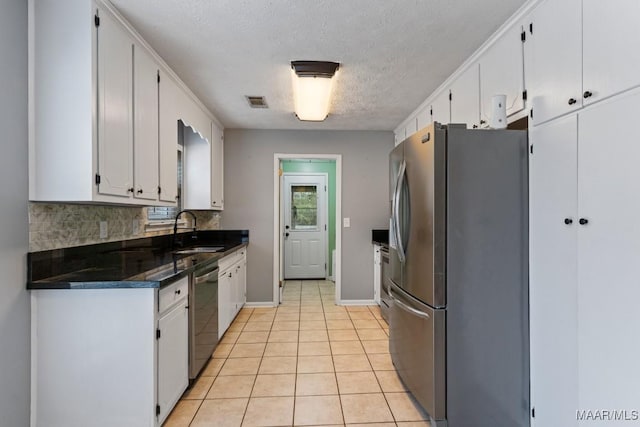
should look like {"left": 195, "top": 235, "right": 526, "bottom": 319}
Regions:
{"left": 291, "top": 60, "right": 340, "bottom": 121}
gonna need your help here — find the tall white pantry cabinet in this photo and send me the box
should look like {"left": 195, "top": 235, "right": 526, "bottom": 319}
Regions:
{"left": 528, "top": 1, "right": 640, "bottom": 425}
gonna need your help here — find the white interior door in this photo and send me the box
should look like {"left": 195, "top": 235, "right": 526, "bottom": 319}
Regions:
{"left": 283, "top": 174, "right": 327, "bottom": 279}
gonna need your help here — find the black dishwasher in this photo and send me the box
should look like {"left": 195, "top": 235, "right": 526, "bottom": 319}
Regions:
{"left": 189, "top": 263, "right": 219, "bottom": 380}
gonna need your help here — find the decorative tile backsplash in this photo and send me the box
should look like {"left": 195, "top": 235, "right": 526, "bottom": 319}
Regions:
{"left": 29, "top": 203, "right": 221, "bottom": 251}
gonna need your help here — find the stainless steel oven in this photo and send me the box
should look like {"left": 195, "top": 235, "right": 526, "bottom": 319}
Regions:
{"left": 189, "top": 264, "right": 219, "bottom": 380}
{"left": 379, "top": 245, "right": 392, "bottom": 322}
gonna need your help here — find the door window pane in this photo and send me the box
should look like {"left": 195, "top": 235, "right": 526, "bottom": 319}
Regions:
{"left": 291, "top": 185, "right": 318, "bottom": 230}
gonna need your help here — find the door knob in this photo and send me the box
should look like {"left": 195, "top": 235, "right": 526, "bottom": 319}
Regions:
{"left": 564, "top": 218, "right": 573, "bottom": 225}
{"left": 568, "top": 98, "right": 577, "bottom": 105}
{"left": 579, "top": 218, "right": 589, "bottom": 225}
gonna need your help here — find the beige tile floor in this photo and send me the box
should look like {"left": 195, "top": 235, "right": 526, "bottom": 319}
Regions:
{"left": 164, "top": 280, "right": 430, "bottom": 427}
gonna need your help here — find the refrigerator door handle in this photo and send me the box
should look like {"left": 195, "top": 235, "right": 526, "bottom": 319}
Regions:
{"left": 389, "top": 286, "right": 431, "bottom": 320}
{"left": 390, "top": 160, "right": 402, "bottom": 251}
{"left": 395, "top": 160, "right": 407, "bottom": 263}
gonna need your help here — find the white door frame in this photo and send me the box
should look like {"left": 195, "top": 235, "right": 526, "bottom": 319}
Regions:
{"left": 282, "top": 172, "right": 329, "bottom": 280}
{"left": 273, "top": 154, "right": 342, "bottom": 306}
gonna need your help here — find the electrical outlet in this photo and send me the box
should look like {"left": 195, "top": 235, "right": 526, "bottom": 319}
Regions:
{"left": 132, "top": 219, "right": 139, "bottom": 235}
{"left": 343, "top": 217, "right": 351, "bottom": 228}
{"left": 99, "top": 221, "right": 108, "bottom": 239}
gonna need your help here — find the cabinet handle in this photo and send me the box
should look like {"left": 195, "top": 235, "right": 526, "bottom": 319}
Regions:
{"left": 228, "top": 273, "right": 232, "bottom": 278}
{"left": 583, "top": 91, "right": 593, "bottom": 98}
{"left": 579, "top": 218, "right": 589, "bottom": 225}
{"left": 564, "top": 218, "right": 573, "bottom": 225}
{"left": 568, "top": 98, "right": 577, "bottom": 105}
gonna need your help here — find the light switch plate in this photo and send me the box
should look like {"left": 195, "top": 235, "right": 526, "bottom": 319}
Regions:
{"left": 343, "top": 218, "right": 350, "bottom": 228}
{"left": 99, "top": 221, "right": 108, "bottom": 239}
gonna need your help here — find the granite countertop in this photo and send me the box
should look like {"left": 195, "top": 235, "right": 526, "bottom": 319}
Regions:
{"left": 27, "top": 230, "right": 249, "bottom": 290}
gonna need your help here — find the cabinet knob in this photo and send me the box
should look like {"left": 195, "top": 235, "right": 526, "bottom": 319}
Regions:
{"left": 175, "top": 289, "right": 181, "bottom": 295}
{"left": 136, "top": 189, "right": 143, "bottom": 194}
{"left": 568, "top": 98, "right": 577, "bottom": 105}
{"left": 472, "top": 124, "right": 478, "bottom": 129}
{"left": 583, "top": 91, "right": 593, "bottom": 98}
{"left": 579, "top": 218, "right": 589, "bottom": 225}
{"left": 480, "top": 119, "right": 487, "bottom": 125}
{"left": 564, "top": 218, "right": 573, "bottom": 225}
{"left": 127, "top": 187, "right": 134, "bottom": 193}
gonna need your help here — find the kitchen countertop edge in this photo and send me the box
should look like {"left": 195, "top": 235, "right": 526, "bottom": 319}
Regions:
{"left": 27, "top": 242, "right": 248, "bottom": 291}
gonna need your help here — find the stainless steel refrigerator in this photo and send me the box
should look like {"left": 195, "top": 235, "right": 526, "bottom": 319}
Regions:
{"left": 388, "top": 123, "right": 529, "bottom": 427}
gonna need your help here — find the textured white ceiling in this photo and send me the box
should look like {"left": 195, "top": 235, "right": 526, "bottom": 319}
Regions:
{"left": 110, "top": 0, "right": 526, "bottom": 130}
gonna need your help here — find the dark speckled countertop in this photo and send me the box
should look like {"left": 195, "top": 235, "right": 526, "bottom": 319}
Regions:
{"left": 27, "top": 230, "right": 249, "bottom": 290}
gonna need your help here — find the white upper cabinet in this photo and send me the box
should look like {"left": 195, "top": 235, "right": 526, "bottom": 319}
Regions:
{"left": 29, "top": 1, "right": 222, "bottom": 207}
{"left": 528, "top": 0, "right": 582, "bottom": 125}
{"left": 96, "top": 9, "right": 134, "bottom": 199}
{"left": 479, "top": 22, "right": 525, "bottom": 125}
{"left": 416, "top": 105, "right": 432, "bottom": 132}
{"left": 450, "top": 64, "right": 480, "bottom": 128}
{"left": 582, "top": 0, "right": 640, "bottom": 105}
{"left": 211, "top": 121, "right": 224, "bottom": 210}
{"left": 431, "top": 90, "right": 451, "bottom": 125}
{"left": 133, "top": 44, "right": 160, "bottom": 201}
{"left": 158, "top": 70, "right": 179, "bottom": 204}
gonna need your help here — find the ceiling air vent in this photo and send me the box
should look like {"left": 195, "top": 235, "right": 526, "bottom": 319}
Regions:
{"left": 245, "top": 96, "right": 268, "bottom": 109}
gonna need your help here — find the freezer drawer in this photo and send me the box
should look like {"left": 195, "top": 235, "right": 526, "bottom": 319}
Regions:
{"left": 389, "top": 282, "right": 446, "bottom": 422}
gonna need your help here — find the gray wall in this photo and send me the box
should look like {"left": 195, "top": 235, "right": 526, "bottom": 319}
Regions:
{"left": 0, "top": 0, "right": 30, "bottom": 425}
{"left": 222, "top": 129, "right": 393, "bottom": 302}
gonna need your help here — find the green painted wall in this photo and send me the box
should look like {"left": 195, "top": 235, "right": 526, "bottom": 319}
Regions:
{"left": 282, "top": 160, "right": 336, "bottom": 276}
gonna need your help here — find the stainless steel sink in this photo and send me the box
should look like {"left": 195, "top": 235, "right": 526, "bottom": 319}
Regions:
{"left": 173, "top": 246, "right": 225, "bottom": 255}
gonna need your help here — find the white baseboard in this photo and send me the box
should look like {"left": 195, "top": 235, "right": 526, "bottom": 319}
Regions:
{"left": 338, "top": 299, "right": 377, "bottom": 306}
{"left": 244, "top": 301, "right": 277, "bottom": 308}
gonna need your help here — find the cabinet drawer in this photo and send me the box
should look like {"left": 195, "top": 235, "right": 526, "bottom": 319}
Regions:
{"left": 159, "top": 276, "right": 189, "bottom": 314}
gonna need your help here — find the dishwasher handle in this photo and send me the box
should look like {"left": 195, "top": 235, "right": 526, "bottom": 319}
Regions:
{"left": 195, "top": 268, "right": 219, "bottom": 284}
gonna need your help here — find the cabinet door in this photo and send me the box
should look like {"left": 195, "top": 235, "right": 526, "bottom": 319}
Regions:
{"left": 404, "top": 117, "right": 418, "bottom": 139}
{"left": 479, "top": 23, "right": 524, "bottom": 124}
{"left": 583, "top": 0, "right": 640, "bottom": 105}
{"left": 133, "top": 44, "right": 159, "bottom": 201}
{"left": 158, "top": 70, "right": 178, "bottom": 203}
{"left": 211, "top": 121, "right": 224, "bottom": 209}
{"left": 157, "top": 301, "right": 188, "bottom": 424}
{"left": 416, "top": 105, "right": 432, "bottom": 133}
{"left": 431, "top": 90, "right": 450, "bottom": 125}
{"left": 96, "top": 10, "right": 134, "bottom": 198}
{"left": 528, "top": 0, "right": 581, "bottom": 125}
{"left": 529, "top": 115, "right": 578, "bottom": 427}
{"left": 577, "top": 90, "right": 640, "bottom": 414}
{"left": 218, "top": 271, "right": 232, "bottom": 338}
{"left": 236, "top": 253, "right": 246, "bottom": 310}
{"left": 450, "top": 64, "right": 480, "bottom": 128}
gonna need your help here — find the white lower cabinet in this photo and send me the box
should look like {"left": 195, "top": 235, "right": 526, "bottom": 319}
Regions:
{"left": 218, "top": 248, "right": 247, "bottom": 338}
{"left": 157, "top": 281, "right": 189, "bottom": 425}
{"left": 30, "top": 277, "right": 189, "bottom": 427}
{"left": 530, "top": 89, "right": 640, "bottom": 425}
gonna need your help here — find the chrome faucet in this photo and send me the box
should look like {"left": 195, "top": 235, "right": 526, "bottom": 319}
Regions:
{"left": 173, "top": 210, "right": 197, "bottom": 248}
